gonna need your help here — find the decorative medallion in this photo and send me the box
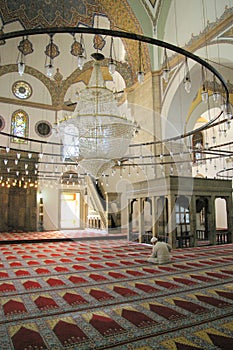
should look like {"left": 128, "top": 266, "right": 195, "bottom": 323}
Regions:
{"left": 18, "top": 37, "right": 34, "bottom": 55}
{"left": 12, "top": 81, "right": 32, "bottom": 99}
{"left": 0, "top": 115, "right": 5, "bottom": 131}
{"left": 93, "top": 34, "right": 106, "bottom": 50}
{"left": 35, "top": 121, "right": 52, "bottom": 137}
{"left": 54, "top": 68, "right": 63, "bottom": 84}
{"left": 70, "top": 39, "right": 83, "bottom": 57}
{"left": 45, "top": 36, "right": 60, "bottom": 59}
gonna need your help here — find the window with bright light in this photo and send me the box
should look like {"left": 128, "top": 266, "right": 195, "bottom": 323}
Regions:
{"left": 11, "top": 109, "right": 29, "bottom": 143}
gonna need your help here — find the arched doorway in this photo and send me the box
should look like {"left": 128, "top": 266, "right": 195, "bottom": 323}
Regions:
{"left": 196, "top": 197, "right": 209, "bottom": 243}
{"left": 215, "top": 197, "right": 230, "bottom": 244}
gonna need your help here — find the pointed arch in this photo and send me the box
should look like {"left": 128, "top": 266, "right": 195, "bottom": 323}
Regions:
{"left": 11, "top": 109, "right": 29, "bottom": 143}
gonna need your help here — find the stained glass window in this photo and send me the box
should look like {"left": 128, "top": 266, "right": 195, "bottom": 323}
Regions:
{"left": 175, "top": 196, "right": 190, "bottom": 237}
{"left": 11, "top": 110, "right": 29, "bottom": 143}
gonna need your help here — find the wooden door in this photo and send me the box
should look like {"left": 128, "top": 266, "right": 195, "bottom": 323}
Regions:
{"left": 8, "top": 188, "right": 26, "bottom": 231}
{"left": 7, "top": 187, "right": 37, "bottom": 232}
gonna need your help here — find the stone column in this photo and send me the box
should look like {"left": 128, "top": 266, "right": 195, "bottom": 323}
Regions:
{"left": 151, "top": 196, "right": 158, "bottom": 237}
{"left": 138, "top": 198, "right": 144, "bottom": 243}
{"left": 225, "top": 196, "right": 233, "bottom": 243}
{"left": 152, "top": 72, "right": 162, "bottom": 178}
{"left": 167, "top": 194, "right": 176, "bottom": 248}
{"left": 208, "top": 196, "right": 216, "bottom": 245}
{"left": 190, "top": 195, "right": 197, "bottom": 247}
{"left": 127, "top": 199, "right": 133, "bottom": 241}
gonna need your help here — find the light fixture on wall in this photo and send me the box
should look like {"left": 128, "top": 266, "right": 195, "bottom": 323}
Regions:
{"left": 1, "top": 26, "right": 230, "bottom": 184}
{"left": 201, "top": 66, "right": 208, "bottom": 103}
{"left": 70, "top": 33, "right": 86, "bottom": 70}
{"left": 137, "top": 41, "right": 144, "bottom": 84}
{"left": 44, "top": 34, "right": 60, "bottom": 77}
{"left": 17, "top": 51, "right": 25, "bottom": 76}
{"left": 77, "top": 34, "right": 86, "bottom": 70}
{"left": 16, "top": 36, "right": 33, "bottom": 76}
{"left": 183, "top": 57, "right": 191, "bottom": 93}
{"left": 162, "top": 48, "right": 170, "bottom": 83}
{"left": 225, "top": 103, "right": 232, "bottom": 129}
{"left": 212, "top": 75, "right": 220, "bottom": 102}
{"left": 58, "top": 52, "right": 138, "bottom": 178}
{"left": 108, "top": 37, "right": 116, "bottom": 75}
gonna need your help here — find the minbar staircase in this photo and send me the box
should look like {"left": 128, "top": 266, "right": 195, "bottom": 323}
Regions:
{"left": 86, "top": 177, "right": 121, "bottom": 231}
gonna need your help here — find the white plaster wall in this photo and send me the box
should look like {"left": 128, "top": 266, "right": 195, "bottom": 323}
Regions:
{"left": 215, "top": 198, "right": 228, "bottom": 229}
{"left": 0, "top": 104, "right": 56, "bottom": 152}
{"left": 163, "top": 0, "right": 232, "bottom": 48}
{"left": 0, "top": 73, "right": 51, "bottom": 105}
{"left": 39, "top": 185, "right": 59, "bottom": 231}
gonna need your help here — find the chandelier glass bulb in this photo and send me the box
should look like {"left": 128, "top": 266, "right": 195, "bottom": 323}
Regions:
{"left": 77, "top": 55, "right": 85, "bottom": 70}
{"left": 137, "top": 71, "right": 144, "bottom": 84}
{"left": 201, "top": 90, "right": 208, "bottom": 103}
{"left": 162, "top": 48, "right": 170, "bottom": 83}
{"left": 195, "top": 142, "right": 202, "bottom": 150}
{"left": 213, "top": 91, "right": 220, "bottom": 102}
{"left": 184, "top": 77, "right": 191, "bottom": 93}
{"left": 45, "top": 63, "right": 54, "bottom": 77}
{"left": 183, "top": 58, "right": 191, "bottom": 93}
{"left": 58, "top": 54, "right": 138, "bottom": 178}
{"left": 162, "top": 68, "right": 169, "bottom": 83}
{"left": 18, "top": 61, "right": 25, "bottom": 76}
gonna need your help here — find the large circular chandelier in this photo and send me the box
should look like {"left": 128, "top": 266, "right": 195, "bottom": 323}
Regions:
{"left": 58, "top": 53, "right": 138, "bottom": 178}
{"left": 0, "top": 26, "right": 230, "bottom": 184}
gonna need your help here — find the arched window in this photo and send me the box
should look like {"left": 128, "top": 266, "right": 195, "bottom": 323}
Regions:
{"left": 157, "top": 196, "right": 168, "bottom": 235}
{"left": 215, "top": 198, "right": 227, "bottom": 230}
{"left": 175, "top": 196, "right": 190, "bottom": 235}
{"left": 11, "top": 109, "right": 29, "bottom": 143}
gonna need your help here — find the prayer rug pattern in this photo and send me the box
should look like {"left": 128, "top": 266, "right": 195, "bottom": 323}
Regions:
{"left": 0, "top": 235, "right": 232, "bottom": 349}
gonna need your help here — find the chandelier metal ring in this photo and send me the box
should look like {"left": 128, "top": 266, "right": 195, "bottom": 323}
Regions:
{"left": 0, "top": 27, "right": 229, "bottom": 176}
{"left": 0, "top": 26, "right": 229, "bottom": 104}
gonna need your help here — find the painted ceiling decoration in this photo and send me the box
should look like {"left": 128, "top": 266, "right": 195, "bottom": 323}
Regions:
{"left": 0, "top": 0, "right": 101, "bottom": 28}
{"left": 0, "top": 1, "right": 232, "bottom": 183}
{"left": 148, "top": 0, "right": 157, "bottom": 7}
{"left": 0, "top": 0, "right": 151, "bottom": 80}
{"left": 185, "top": 6, "right": 233, "bottom": 49}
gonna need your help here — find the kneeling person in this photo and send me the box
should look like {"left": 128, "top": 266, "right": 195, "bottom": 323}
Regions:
{"left": 147, "top": 236, "right": 172, "bottom": 264}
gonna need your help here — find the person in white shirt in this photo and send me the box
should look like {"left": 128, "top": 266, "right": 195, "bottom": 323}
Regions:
{"left": 147, "top": 236, "right": 172, "bottom": 264}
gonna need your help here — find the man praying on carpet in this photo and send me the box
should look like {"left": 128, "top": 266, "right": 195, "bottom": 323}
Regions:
{"left": 147, "top": 236, "right": 172, "bottom": 264}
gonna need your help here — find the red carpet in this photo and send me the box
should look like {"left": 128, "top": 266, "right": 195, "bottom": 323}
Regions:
{"left": 0, "top": 232, "right": 232, "bottom": 349}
